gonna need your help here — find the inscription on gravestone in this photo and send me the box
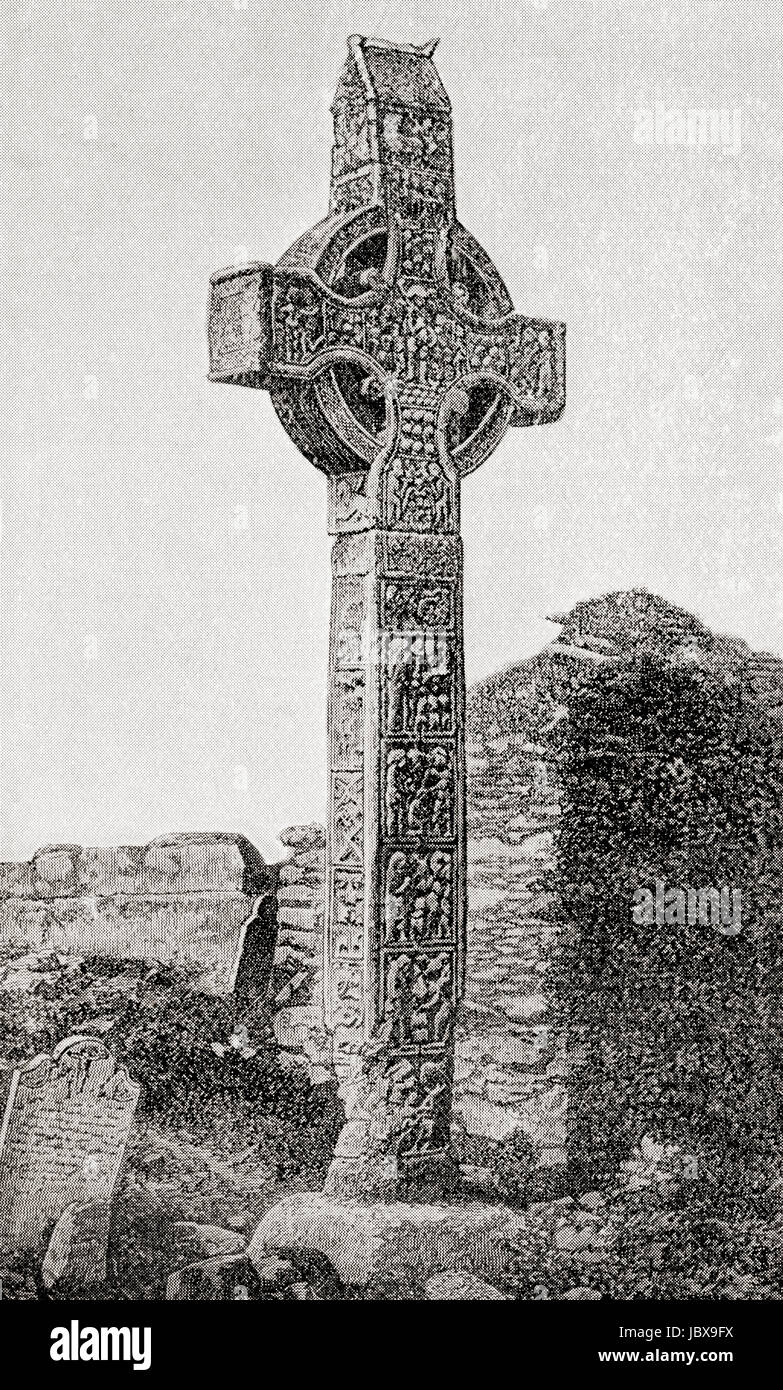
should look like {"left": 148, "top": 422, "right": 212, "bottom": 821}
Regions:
{"left": 0, "top": 1035, "right": 140, "bottom": 1254}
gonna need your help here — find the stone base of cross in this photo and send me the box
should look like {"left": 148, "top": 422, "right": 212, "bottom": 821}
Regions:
{"left": 209, "top": 35, "right": 564, "bottom": 1198}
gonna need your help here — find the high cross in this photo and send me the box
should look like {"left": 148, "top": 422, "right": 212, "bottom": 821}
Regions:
{"left": 208, "top": 35, "right": 565, "bottom": 1197}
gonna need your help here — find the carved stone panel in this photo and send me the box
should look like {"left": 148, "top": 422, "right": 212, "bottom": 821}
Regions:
{"left": 333, "top": 533, "right": 371, "bottom": 578}
{"left": 379, "top": 109, "right": 452, "bottom": 172}
{"left": 330, "top": 960, "right": 365, "bottom": 1060}
{"left": 384, "top": 453, "right": 453, "bottom": 533}
{"left": 383, "top": 534, "right": 459, "bottom": 581}
{"left": 382, "top": 579, "right": 453, "bottom": 631}
{"left": 384, "top": 950, "right": 455, "bottom": 1051}
{"left": 383, "top": 742, "right": 455, "bottom": 841}
{"left": 330, "top": 869, "right": 364, "bottom": 960}
{"left": 383, "top": 848, "right": 454, "bottom": 947}
{"left": 385, "top": 1056, "right": 452, "bottom": 1157}
{"left": 383, "top": 634, "right": 453, "bottom": 736}
{"left": 332, "top": 670, "right": 364, "bottom": 769}
{"left": 208, "top": 264, "right": 273, "bottom": 381}
{"left": 332, "top": 771, "right": 364, "bottom": 867}
{"left": 329, "top": 472, "right": 369, "bottom": 533}
{"left": 333, "top": 575, "right": 365, "bottom": 667}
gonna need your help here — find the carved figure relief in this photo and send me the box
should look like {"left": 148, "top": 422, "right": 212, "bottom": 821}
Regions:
{"left": 384, "top": 453, "right": 452, "bottom": 533}
{"left": 329, "top": 472, "right": 369, "bottom": 532}
{"left": 332, "top": 174, "right": 376, "bottom": 216}
{"left": 384, "top": 950, "right": 454, "bottom": 1049}
{"left": 333, "top": 575, "right": 365, "bottom": 665}
{"left": 383, "top": 744, "right": 454, "bottom": 840}
{"left": 275, "top": 280, "right": 324, "bottom": 362}
{"left": 508, "top": 324, "right": 557, "bottom": 398}
{"left": 331, "top": 960, "right": 364, "bottom": 1033}
{"left": 383, "top": 634, "right": 453, "bottom": 735}
{"left": 331, "top": 869, "right": 364, "bottom": 959}
{"left": 397, "top": 226, "right": 438, "bottom": 282}
{"left": 385, "top": 1057, "right": 451, "bottom": 1155}
{"left": 332, "top": 669, "right": 364, "bottom": 767}
{"left": 385, "top": 166, "right": 452, "bottom": 226}
{"left": 381, "top": 110, "right": 451, "bottom": 169}
{"left": 384, "top": 533, "right": 458, "bottom": 580}
{"left": 383, "top": 849, "right": 453, "bottom": 945}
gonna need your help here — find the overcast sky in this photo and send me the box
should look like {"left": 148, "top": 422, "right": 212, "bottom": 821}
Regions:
{"left": 1, "top": 0, "right": 781, "bottom": 861}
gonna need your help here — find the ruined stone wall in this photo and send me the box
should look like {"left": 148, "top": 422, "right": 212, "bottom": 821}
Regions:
{"left": 0, "top": 744, "right": 566, "bottom": 1155}
{"left": 458, "top": 736, "right": 564, "bottom": 1160}
{"left": 265, "top": 762, "right": 564, "bottom": 1158}
{"left": 0, "top": 833, "right": 277, "bottom": 997}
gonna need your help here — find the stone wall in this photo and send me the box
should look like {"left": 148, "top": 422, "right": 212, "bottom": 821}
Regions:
{"left": 458, "top": 735, "right": 564, "bottom": 1160}
{"left": 264, "top": 746, "right": 565, "bottom": 1158}
{"left": 0, "top": 717, "right": 568, "bottom": 1156}
{"left": 0, "top": 833, "right": 277, "bottom": 997}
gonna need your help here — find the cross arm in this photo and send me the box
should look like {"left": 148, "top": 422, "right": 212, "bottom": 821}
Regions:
{"left": 207, "top": 260, "right": 388, "bottom": 392}
{"left": 455, "top": 305, "right": 566, "bottom": 427}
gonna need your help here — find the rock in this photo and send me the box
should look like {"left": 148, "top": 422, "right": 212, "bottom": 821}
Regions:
{"left": 561, "top": 1286, "right": 602, "bottom": 1299}
{"left": 41, "top": 1201, "right": 111, "bottom": 1294}
{"left": 457, "top": 1094, "right": 522, "bottom": 1143}
{"left": 225, "top": 1211, "right": 254, "bottom": 1232}
{"left": 278, "top": 824, "right": 324, "bottom": 850}
{"left": 248, "top": 1193, "right": 527, "bottom": 1289}
{"left": 33, "top": 846, "right": 80, "bottom": 896}
{"left": 458, "top": 1164, "right": 499, "bottom": 1198}
{"left": 555, "top": 1224, "right": 595, "bottom": 1252}
{"left": 108, "top": 1181, "right": 182, "bottom": 1298}
{"left": 504, "top": 994, "right": 547, "bottom": 1023}
{"left": 425, "top": 1271, "right": 508, "bottom": 1300}
{"left": 0, "top": 967, "right": 39, "bottom": 993}
{"left": 579, "top": 1191, "right": 605, "bottom": 1211}
{"left": 166, "top": 1254, "right": 263, "bottom": 1301}
{"left": 255, "top": 1255, "right": 297, "bottom": 1285}
{"left": 171, "top": 1223, "right": 245, "bottom": 1261}
{"left": 167, "top": 1246, "right": 342, "bottom": 1301}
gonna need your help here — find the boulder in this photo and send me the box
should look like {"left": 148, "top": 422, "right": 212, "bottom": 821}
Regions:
{"left": 248, "top": 1192, "right": 527, "bottom": 1289}
{"left": 166, "top": 1248, "right": 341, "bottom": 1300}
{"left": 278, "top": 824, "right": 325, "bottom": 851}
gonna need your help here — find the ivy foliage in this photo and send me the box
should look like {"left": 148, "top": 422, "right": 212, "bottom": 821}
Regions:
{"left": 547, "top": 649, "right": 783, "bottom": 1189}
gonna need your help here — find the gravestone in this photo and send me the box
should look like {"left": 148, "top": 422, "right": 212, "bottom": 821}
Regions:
{"left": 0, "top": 1035, "right": 140, "bottom": 1254}
{"left": 208, "top": 35, "right": 565, "bottom": 1196}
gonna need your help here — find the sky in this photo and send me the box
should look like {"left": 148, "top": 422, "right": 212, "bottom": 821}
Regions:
{"left": 1, "top": 0, "right": 781, "bottom": 862}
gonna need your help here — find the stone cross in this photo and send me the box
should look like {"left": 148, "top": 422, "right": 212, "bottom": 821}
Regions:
{"left": 208, "top": 35, "right": 565, "bottom": 1197}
